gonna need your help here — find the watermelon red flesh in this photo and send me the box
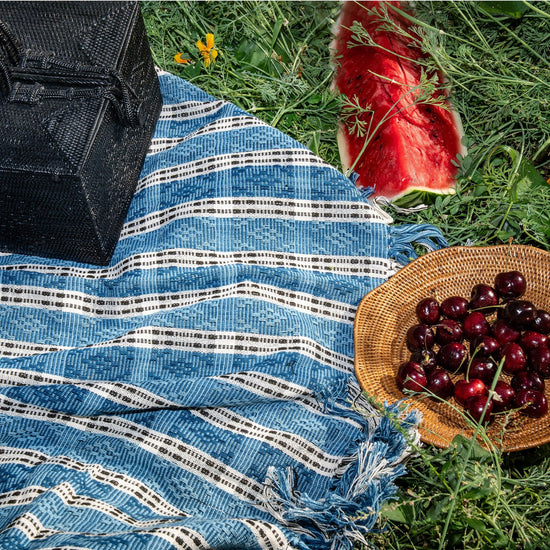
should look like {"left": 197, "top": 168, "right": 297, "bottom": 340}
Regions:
{"left": 332, "top": 1, "right": 464, "bottom": 205}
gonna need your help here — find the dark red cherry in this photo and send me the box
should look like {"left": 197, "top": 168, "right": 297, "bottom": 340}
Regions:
{"left": 435, "top": 319, "right": 464, "bottom": 345}
{"left": 406, "top": 324, "right": 434, "bottom": 352}
{"left": 426, "top": 369, "right": 454, "bottom": 400}
{"left": 528, "top": 346, "right": 550, "bottom": 378}
{"left": 465, "top": 394, "right": 493, "bottom": 425}
{"left": 532, "top": 309, "right": 550, "bottom": 335}
{"left": 416, "top": 297, "right": 440, "bottom": 325}
{"left": 494, "top": 270, "right": 526, "bottom": 300}
{"left": 437, "top": 342, "right": 468, "bottom": 373}
{"left": 515, "top": 389, "right": 548, "bottom": 418}
{"left": 491, "top": 381, "right": 516, "bottom": 413}
{"left": 502, "top": 300, "right": 537, "bottom": 330}
{"left": 518, "top": 331, "right": 548, "bottom": 352}
{"left": 500, "top": 342, "right": 527, "bottom": 375}
{"left": 410, "top": 349, "right": 437, "bottom": 372}
{"left": 396, "top": 361, "right": 427, "bottom": 393}
{"left": 440, "top": 296, "right": 469, "bottom": 321}
{"left": 469, "top": 284, "right": 498, "bottom": 315}
{"left": 410, "top": 349, "right": 437, "bottom": 373}
{"left": 497, "top": 300, "right": 512, "bottom": 321}
{"left": 463, "top": 311, "right": 490, "bottom": 340}
{"left": 454, "top": 378, "right": 487, "bottom": 406}
{"left": 470, "top": 335, "right": 500, "bottom": 359}
{"left": 468, "top": 358, "right": 497, "bottom": 385}
{"left": 511, "top": 370, "right": 545, "bottom": 393}
{"left": 491, "top": 319, "right": 520, "bottom": 345}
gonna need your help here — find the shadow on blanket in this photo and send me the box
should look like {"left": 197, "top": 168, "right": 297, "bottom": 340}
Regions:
{"left": 0, "top": 71, "right": 445, "bottom": 550}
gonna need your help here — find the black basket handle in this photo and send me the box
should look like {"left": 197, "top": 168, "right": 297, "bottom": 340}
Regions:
{"left": 0, "top": 17, "right": 142, "bottom": 127}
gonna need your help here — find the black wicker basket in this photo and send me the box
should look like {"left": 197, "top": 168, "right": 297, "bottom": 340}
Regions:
{"left": 0, "top": 2, "right": 162, "bottom": 265}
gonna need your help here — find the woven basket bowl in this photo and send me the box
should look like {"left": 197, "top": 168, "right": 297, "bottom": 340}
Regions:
{"left": 354, "top": 245, "right": 550, "bottom": 451}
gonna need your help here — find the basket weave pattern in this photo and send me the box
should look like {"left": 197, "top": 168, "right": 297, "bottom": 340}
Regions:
{"left": 0, "top": 2, "right": 162, "bottom": 265}
{"left": 354, "top": 245, "right": 550, "bottom": 451}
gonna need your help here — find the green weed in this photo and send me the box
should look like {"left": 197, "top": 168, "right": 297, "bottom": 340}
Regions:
{"left": 141, "top": 0, "right": 343, "bottom": 166}
{"left": 379, "top": 1, "right": 550, "bottom": 249}
{"left": 369, "top": 416, "right": 550, "bottom": 550}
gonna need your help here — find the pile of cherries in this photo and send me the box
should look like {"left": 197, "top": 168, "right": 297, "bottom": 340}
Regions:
{"left": 396, "top": 270, "right": 550, "bottom": 425}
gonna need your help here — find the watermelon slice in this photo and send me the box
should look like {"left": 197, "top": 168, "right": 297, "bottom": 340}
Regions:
{"left": 331, "top": 1, "right": 465, "bottom": 207}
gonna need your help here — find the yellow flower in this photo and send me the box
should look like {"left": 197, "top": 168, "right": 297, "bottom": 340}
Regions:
{"left": 174, "top": 52, "right": 190, "bottom": 64}
{"left": 196, "top": 33, "right": 218, "bottom": 67}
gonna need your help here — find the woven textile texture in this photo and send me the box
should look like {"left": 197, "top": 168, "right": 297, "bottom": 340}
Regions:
{"left": 0, "top": 71, "right": 439, "bottom": 550}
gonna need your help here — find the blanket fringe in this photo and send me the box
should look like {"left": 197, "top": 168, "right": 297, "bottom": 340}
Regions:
{"left": 262, "top": 386, "right": 421, "bottom": 550}
{"left": 389, "top": 223, "right": 448, "bottom": 266}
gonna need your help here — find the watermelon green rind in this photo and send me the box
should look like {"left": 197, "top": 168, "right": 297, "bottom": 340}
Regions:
{"left": 332, "top": 0, "right": 465, "bottom": 206}
{"left": 391, "top": 188, "right": 452, "bottom": 209}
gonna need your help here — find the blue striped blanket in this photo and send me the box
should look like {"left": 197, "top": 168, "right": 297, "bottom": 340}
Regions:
{"left": 0, "top": 71, "right": 442, "bottom": 550}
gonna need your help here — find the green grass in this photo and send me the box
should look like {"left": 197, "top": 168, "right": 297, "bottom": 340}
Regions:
{"left": 383, "top": 1, "right": 550, "bottom": 251}
{"left": 366, "top": 401, "right": 550, "bottom": 550}
{"left": 141, "top": 0, "right": 343, "bottom": 167}
{"left": 141, "top": 2, "right": 550, "bottom": 549}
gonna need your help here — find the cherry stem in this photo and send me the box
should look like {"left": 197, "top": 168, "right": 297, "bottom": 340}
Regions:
{"left": 465, "top": 345, "right": 482, "bottom": 382}
{"left": 471, "top": 303, "right": 505, "bottom": 313}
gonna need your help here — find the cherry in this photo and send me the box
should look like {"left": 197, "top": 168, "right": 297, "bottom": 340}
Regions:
{"left": 437, "top": 342, "right": 468, "bottom": 373}
{"left": 502, "top": 300, "right": 537, "bottom": 330}
{"left": 435, "top": 319, "right": 464, "bottom": 345}
{"left": 416, "top": 297, "right": 440, "bottom": 325}
{"left": 500, "top": 342, "right": 527, "bottom": 375}
{"left": 494, "top": 270, "right": 527, "bottom": 300}
{"left": 468, "top": 358, "right": 497, "bottom": 385}
{"left": 532, "top": 309, "right": 550, "bottom": 335}
{"left": 470, "top": 335, "right": 500, "bottom": 359}
{"left": 515, "top": 389, "right": 548, "bottom": 418}
{"left": 410, "top": 349, "right": 437, "bottom": 374}
{"left": 469, "top": 284, "right": 498, "bottom": 315}
{"left": 463, "top": 311, "right": 490, "bottom": 340}
{"left": 400, "top": 283, "right": 550, "bottom": 423}
{"left": 406, "top": 324, "right": 434, "bottom": 352}
{"left": 440, "top": 296, "right": 469, "bottom": 321}
{"left": 491, "top": 319, "right": 520, "bottom": 345}
{"left": 454, "top": 378, "right": 487, "bottom": 406}
{"left": 528, "top": 346, "right": 550, "bottom": 378}
{"left": 426, "top": 369, "right": 454, "bottom": 400}
{"left": 396, "top": 361, "right": 427, "bottom": 393}
{"left": 491, "top": 381, "right": 516, "bottom": 413}
{"left": 511, "top": 370, "right": 545, "bottom": 393}
{"left": 518, "top": 331, "right": 548, "bottom": 352}
{"left": 496, "top": 300, "right": 512, "bottom": 321}
{"left": 465, "top": 394, "right": 493, "bottom": 425}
